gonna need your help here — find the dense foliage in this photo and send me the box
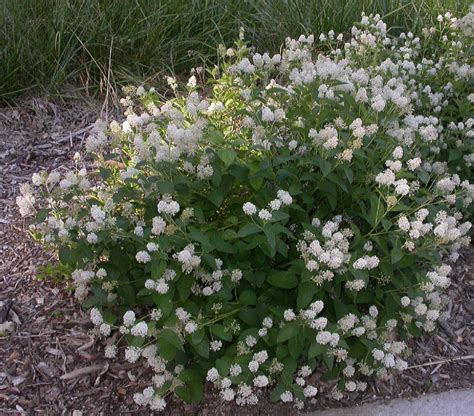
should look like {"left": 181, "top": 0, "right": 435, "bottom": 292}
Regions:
{"left": 19, "top": 10, "right": 473, "bottom": 411}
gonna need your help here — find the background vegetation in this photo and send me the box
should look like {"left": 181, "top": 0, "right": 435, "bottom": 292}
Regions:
{"left": 1, "top": 0, "right": 470, "bottom": 102}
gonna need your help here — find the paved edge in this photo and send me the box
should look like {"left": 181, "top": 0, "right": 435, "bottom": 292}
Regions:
{"left": 306, "top": 388, "right": 474, "bottom": 416}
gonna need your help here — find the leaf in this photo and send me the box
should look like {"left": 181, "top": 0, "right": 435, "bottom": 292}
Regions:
{"left": 268, "top": 271, "right": 298, "bottom": 289}
{"left": 369, "top": 194, "right": 383, "bottom": 227}
{"left": 297, "top": 282, "right": 318, "bottom": 309}
{"left": 239, "top": 289, "right": 257, "bottom": 305}
{"left": 158, "top": 337, "right": 177, "bottom": 360}
{"left": 263, "top": 224, "right": 276, "bottom": 253}
{"left": 208, "top": 192, "right": 224, "bottom": 207}
{"left": 211, "top": 325, "right": 232, "bottom": 342}
{"left": 208, "top": 128, "right": 225, "bottom": 145}
{"left": 218, "top": 148, "right": 236, "bottom": 167}
{"left": 58, "top": 246, "right": 78, "bottom": 266}
{"left": 249, "top": 176, "right": 263, "bottom": 190}
{"left": 176, "top": 369, "right": 204, "bottom": 404}
{"left": 277, "top": 323, "right": 299, "bottom": 343}
{"left": 188, "top": 227, "right": 214, "bottom": 252}
{"left": 391, "top": 247, "right": 404, "bottom": 264}
{"left": 160, "top": 328, "right": 184, "bottom": 351}
{"left": 308, "top": 342, "right": 325, "bottom": 359}
{"left": 193, "top": 335, "right": 209, "bottom": 358}
{"left": 177, "top": 275, "right": 194, "bottom": 302}
{"left": 270, "top": 384, "right": 286, "bottom": 402}
{"left": 322, "top": 352, "right": 334, "bottom": 370}
{"left": 238, "top": 223, "right": 261, "bottom": 238}
{"left": 319, "top": 158, "right": 332, "bottom": 176}
{"left": 216, "top": 357, "right": 232, "bottom": 375}
{"left": 288, "top": 335, "right": 303, "bottom": 360}
{"left": 239, "top": 307, "right": 260, "bottom": 326}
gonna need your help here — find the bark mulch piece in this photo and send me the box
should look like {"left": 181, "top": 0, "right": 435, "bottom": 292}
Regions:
{"left": 0, "top": 98, "right": 472, "bottom": 415}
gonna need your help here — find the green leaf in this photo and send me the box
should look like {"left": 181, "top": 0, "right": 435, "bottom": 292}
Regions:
{"left": 322, "top": 352, "right": 334, "bottom": 370}
{"left": 158, "top": 337, "right": 177, "bottom": 360}
{"left": 211, "top": 325, "right": 232, "bottom": 342}
{"left": 249, "top": 176, "right": 263, "bottom": 190}
{"left": 277, "top": 323, "right": 299, "bottom": 343}
{"left": 188, "top": 227, "right": 214, "bottom": 252}
{"left": 263, "top": 224, "right": 276, "bottom": 253}
{"left": 319, "top": 158, "right": 332, "bottom": 176}
{"left": 239, "top": 307, "right": 260, "bottom": 326}
{"left": 208, "top": 128, "right": 225, "bottom": 145}
{"left": 58, "top": 246, "right": 78, "bottom": 266}
{"left": 176, "top": 369, "right": 204, "bottom": 404}
{"left": 35, "top": 208, "right": 50, "bottom": 222}
{"left": 391, "top": 247, "right": 404, "bottom": 264}
{"left": 177, "top": 275, "right": 194, "bottom": 301}
{"left": 369, "top": 194, "right": 383, "bottom": 227}
{"left": 270, "top": 384, "right": 286, "bottom": 402}
{"left": 218, "top": 148, "right": 236, "bottom": 167}
{"left": 151, "top": 259, "right": 167, "bottom": 280}
{"left": 297, "top": 282, "right": 318, "bottom": 309}
{"left": 193, "top": 335, "right": 209, "bottom": 358}
{"left": 308, "top": 342, "right": 325, "bottom": 359}
{"left": 239, "top": 289, "right": 257, "bottom": 305}
{"left": 238, "top": 223, "right": 261, "bottom": 238}
{"left": 268, "top": 271, "right": 298, "bottom": 289}
{"left": 208, "top": 191, "right": 224, "bottom": 207}
{"left": 160, "top": 328, "right": 184, "bottom": 351}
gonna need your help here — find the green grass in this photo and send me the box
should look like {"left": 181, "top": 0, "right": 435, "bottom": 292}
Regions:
{"left": 0, "top": 0, "right": 470, "bottom": 102}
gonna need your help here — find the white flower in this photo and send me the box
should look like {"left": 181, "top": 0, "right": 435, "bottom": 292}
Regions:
{"left": 206, "top": 367, "right": 219, "bottom": 382}
{"left": 284, "top": 309, "right": 296, "bottom": 321}
{"left": 258, "top": 209, "right": 272, "bottom": 221}
{"left": 392, "top": 146, "right": 403, "bottom": 159}
{"left": 210, "top": 340, "right": 223, "bottom": 351}
{"left": 316, "top": 331, "right": 332, "bottom": 345}
{"left": 123, "top": 311, "right": 136, "bottom": 326}
{"left": 136, "top": 250, "right": 151, "bottom": 263}
{"left": 375, "top": 169, "right": 396, "bottom": 186}
{"left": 131, "top": 321, "right": 148, "bottom": 337}
{"left": 152, "top": 216, "right": 166, "bottom": 235}
{"left": 99, "top": 323, "right": 111, "bottom": 336}
{"left": 243, "top": 202, "right": 257, "bottom": 215}
{"left": 185, "top": 321, "right": 198, "bottom": 334}
{"left": 90, "top": 308, "right": 103, "bottom": 326}
{"left": 125, "top": 346, "right": 142, "bottom": 363}
{"left": 157, "top": 196, "right": 180, "bottom": 216}
{"left": 253, "top": 375, "right": 269, "bottom": 387}
{"left": 262, "top": 317, "right": 273, "bottom": 328}
{"left": 230, "top": 364, "right": 242, "bottom": 377}
{"left": 277, "top": 190, "right": 293, "bottom": 206}
{"left": 104, "top": 344, "right": 117, "bottom": 358}
{"left": 221, "top": 388, "right": 235, "bottom": 401}
{"left": 248, "top": 361, "right": 259, "bottom": 372}
{"left": 280, "top": 391, "right": 293, "bottom": 403}
{"left": 304, "top": 385, "right": 318, "bottom": 397}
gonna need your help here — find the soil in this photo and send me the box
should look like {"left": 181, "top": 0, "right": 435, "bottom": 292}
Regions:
{"left": 0, "top": 98, "right": 472, "bottom": 415}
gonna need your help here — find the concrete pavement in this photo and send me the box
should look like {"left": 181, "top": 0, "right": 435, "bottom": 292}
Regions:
{"left": 308, "top": 389, "right": 473, "bottom": 416}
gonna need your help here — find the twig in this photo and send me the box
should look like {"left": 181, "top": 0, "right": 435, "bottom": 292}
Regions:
{"left": 60, "top": 362, "right": 141, "bottom": 380}
{"left": 56, "top": 125, "right": 94, "bottom": 143}
{"left": 60, "top": 364, "right": 104, "bottom": 380}
{"left": 407, "top": 354, "right": 474, "bottom": 370}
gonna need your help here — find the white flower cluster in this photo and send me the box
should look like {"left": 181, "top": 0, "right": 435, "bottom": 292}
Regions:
{"left": 243, "top": 189, "right": 293, "bottom": 221}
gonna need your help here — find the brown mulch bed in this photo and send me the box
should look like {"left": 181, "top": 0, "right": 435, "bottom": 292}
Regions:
{"left": 0, "top": 98, "right": 472, "bottom": 415}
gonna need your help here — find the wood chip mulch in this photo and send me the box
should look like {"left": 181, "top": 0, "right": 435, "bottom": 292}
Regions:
{"left": 0, "top": 98, "right": 472, "bottom": 415}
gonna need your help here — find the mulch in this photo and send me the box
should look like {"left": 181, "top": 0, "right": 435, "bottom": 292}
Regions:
{"left": 0, "top": 98, "right": 472, "bottom": 415}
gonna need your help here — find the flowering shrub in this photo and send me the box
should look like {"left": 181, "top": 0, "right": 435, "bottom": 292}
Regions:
{"left": 19, "top": 9, "right": 473, "bottom": 412}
